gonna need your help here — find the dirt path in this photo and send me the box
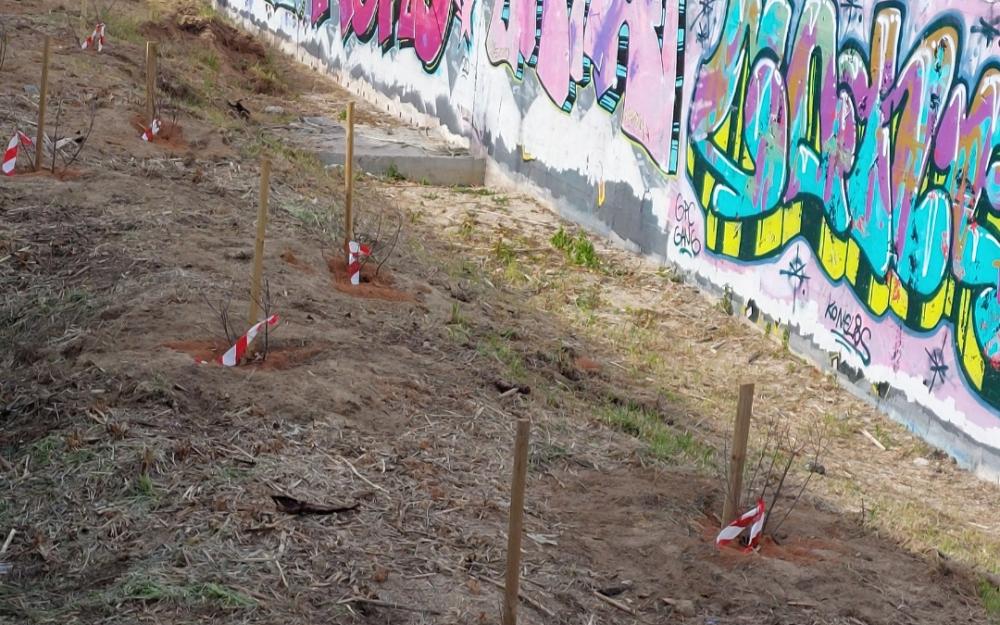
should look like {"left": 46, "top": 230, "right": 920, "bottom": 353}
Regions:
{"left": 0, "top": 2, "right": 997, "bottom": 624}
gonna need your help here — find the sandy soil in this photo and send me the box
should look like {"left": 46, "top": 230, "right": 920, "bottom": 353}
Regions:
{"left": 0, "top": 2, "right": 997, "bottom": 624}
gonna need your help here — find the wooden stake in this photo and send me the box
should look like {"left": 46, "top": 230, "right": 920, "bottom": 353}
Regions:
{"left": 344, "top": 101, "right": 355, "bottom": 246}
{"left": 145, "top": 42, "right": 158, "bottom": 125}
{"left": 502, "top": 419, "right": 530, "bottom": 625}
{"left": 723, "top": 383, "right": 754, "bottom": 525}
{"left": 34, "top": 36, "right": 51, "bottom": 172}
{"left": 248, "top": 159, "right": 271, "bottom": 327}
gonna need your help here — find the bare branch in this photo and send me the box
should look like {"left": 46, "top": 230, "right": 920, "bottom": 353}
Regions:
{"left": 261, "top": 279, "right": 271, "bottom": 361}
{"left": 375, "top": 216, "right": 402, "bottom": 277}
{"left": 61, "top": 96, "right": 96, "bottom": 170}
{"left": 201, "top": 293, "right": 236, "bottom": 344}
{"left": 760, "top": 444, "right": 799, "bottom": 536}
{"left": 49, "top": 93, "right": 64, "bottom": 174}
{"left": 246, "top": 279, "right": 273, "bottom": 362}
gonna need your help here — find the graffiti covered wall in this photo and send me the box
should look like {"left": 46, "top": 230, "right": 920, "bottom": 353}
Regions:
{"left": 220, "top": 0, "right": 1000, "bottom": 476}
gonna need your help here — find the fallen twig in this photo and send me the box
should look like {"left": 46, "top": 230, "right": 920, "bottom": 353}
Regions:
{"left": 336, "top": 596, "right": 441, "bottom": 615}
{"left": 0, "top": 529, "right": 15, "bottom": 556}
{"left": 484, "top": 575, "right": 556, "bottom": 618}
{"left": 338, "top": 455, "right": 387, "bottom": 492}
{"left": 861, "top": 428, "right": 887, "bottom": 451}
{"left": 594, "top": 590, "right": 636, "bottom": 616}
{"left": 476, "top": 574, "right": 555, "bottom": 618}
{"left": 271, "top": 494, "right": 359, "bottom": 515}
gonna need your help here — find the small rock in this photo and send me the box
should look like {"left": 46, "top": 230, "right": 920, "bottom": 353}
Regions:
{"left": 913, "top": 457, "right": 930, "bottom": 467}
{"left": 264, "top": 105, "right": 285, "bottom": 115}
{"left": 662, "top": 598, "right": 696, "bottom": 617}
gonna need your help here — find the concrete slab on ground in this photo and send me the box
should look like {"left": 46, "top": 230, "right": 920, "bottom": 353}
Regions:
{"left": 280, "top": 116, "right": 485, "bottom": 186}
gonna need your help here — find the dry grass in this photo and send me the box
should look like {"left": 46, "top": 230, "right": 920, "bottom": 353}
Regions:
{"left": 0, "top": 2, "right": 997, "bottom": 624}
{"left": 387, "top": 179, "right": 1000, "bottom": 580}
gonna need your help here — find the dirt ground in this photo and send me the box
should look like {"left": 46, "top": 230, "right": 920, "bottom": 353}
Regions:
{"left": 1, "top": 1, "right": 998, "bottom": 624}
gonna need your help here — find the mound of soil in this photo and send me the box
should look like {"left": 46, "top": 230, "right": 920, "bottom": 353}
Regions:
{"left": 5, "top": 168, "right": 86, "bottom": 181}
{"left": 280, "top": 249, "right": 315, "bottom": 273}
{"left": 164, "top": 339, "right": 324, "bottom": 370}
{"left": 129, "top": 114, "right": 186, "bottom": 150}
{"left": 328, "top": 256, "right": 414, "bottom": 302}
{"left": 143, "top": 5, "right": 265, "bottom": 60}
{"left": 141, "top": 3, "right": 283, "bottom": 94}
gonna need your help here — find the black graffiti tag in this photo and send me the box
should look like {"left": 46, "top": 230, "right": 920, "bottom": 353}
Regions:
{"left": 673, "top": 196, "right": 702, "bottom": 257}
{"left": 825, "top": 299, "right": 872, "bottom": 366}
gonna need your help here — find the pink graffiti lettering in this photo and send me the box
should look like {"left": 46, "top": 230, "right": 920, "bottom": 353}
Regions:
{"left": 486, "top": 0, "right": 686, "bottom": 174}
{"left": 312, "top": 0, "right": 329, "bottom": 26}
{"left": 340, "top": 0, "right": 473, "bottom": 69}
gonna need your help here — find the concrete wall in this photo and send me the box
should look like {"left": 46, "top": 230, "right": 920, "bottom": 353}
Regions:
{"left": 218, "top": 0, "right": 1000, "bottom": 479}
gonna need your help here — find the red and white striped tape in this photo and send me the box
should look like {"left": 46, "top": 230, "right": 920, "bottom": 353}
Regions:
{"left": 348, "top": 241, "right": 371, "bottom": 285}
{"left": 141, "top": 119, "right": 162, "bottom": 142}
{"left": 81, "top": 22, "right": 106, "bottom": 52}
{"left": 715, "top": 498, "right": 766, "bottom": 552}
{"left": 209, "top": 314, "right": 280, "bottom": 367}
{"left": 2, "top": 132, "right": 34, "bottom": 176}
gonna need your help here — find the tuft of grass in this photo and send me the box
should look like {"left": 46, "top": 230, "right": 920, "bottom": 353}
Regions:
{"left": 121, "top": 579, "right": 174, "bottom": 602}
{"left": 102, "top": 13, "right": 144, "bottom": 44}
{"left": 30, "top": 436, "right": 60, "bottom": 467}
{"left": 626, "top": 306, "right": 658, "bottom": 329}
{"left": 862, "top": 496, "right": 1000, "bottom": 576}
{"left": 445, "top": 303, "right": 472, "bottom": 343}
{"left": 572, "top": 236, "right": 598, "bottom": 268}
{"left": 493, "top": 238, "right": 516, "bottom": 265}
{"left": 243, "top": 134, "right": 330, "bottom": 183}
{"left": 195, "top": 49, "right": 221, "bottom": 72}
{"left": 458, "top": 213, "right": 477, "bottom": 239}
{"left": 530, "top": 441, "right": 570, "bottom": 468}
{"left": 550, "top": 226, "right": 599, "bottom": 269}
{"left": 133, "top": 474, "right": 157, "bottom": 501}
{"left": 550, "top": 226, "right": 572, "bottom": 251}
{"left": 248, "top": 58, "right": 286, "bottom": 94}
{"left": 822, "top": 412, "right": 856, "bottom": 439}
{"left": 980, "top": 581, "right": 1000, "bottom": 624}
{"left": 196, "top": 583, "right": 257, "bottom": 609}
{"left": 489, "top": 238, "right": 527, "bottom": 284}
{"left": 478, "top": 334, "right": 526, "bottom": 381}
{"left": 195, "top": 2, "right": 220, "bottom": 19}
{"left": 719, "top": 286, "right": 734, "bottom": 315}
{"left": 601, "top": 402, "right": 714, "bottom": 467}
{"left": 282, "top": 199, "right": 340, "bottom": 239}
{"left": 455, "top": 186, "right": 494, "bottom": 196}
{"left": 384, "top": 163, "right": 406, "bottom": 181}
{"left": 66, "top": 448, "right": 97, "bottom": 466}
{"left": 119, "top": 578, "right": 256, "bottom": 609}
{"left": 448, "top": 302, "right": 468, "bottom": 328}
{"left": 574, "top": 285, "right": 604, "bottom": 313}
{"left": 872, "top": 423, "right": 894, "bottom": 449}
{"left": 656, "top": 265, "right": 684, "bottom": 283}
